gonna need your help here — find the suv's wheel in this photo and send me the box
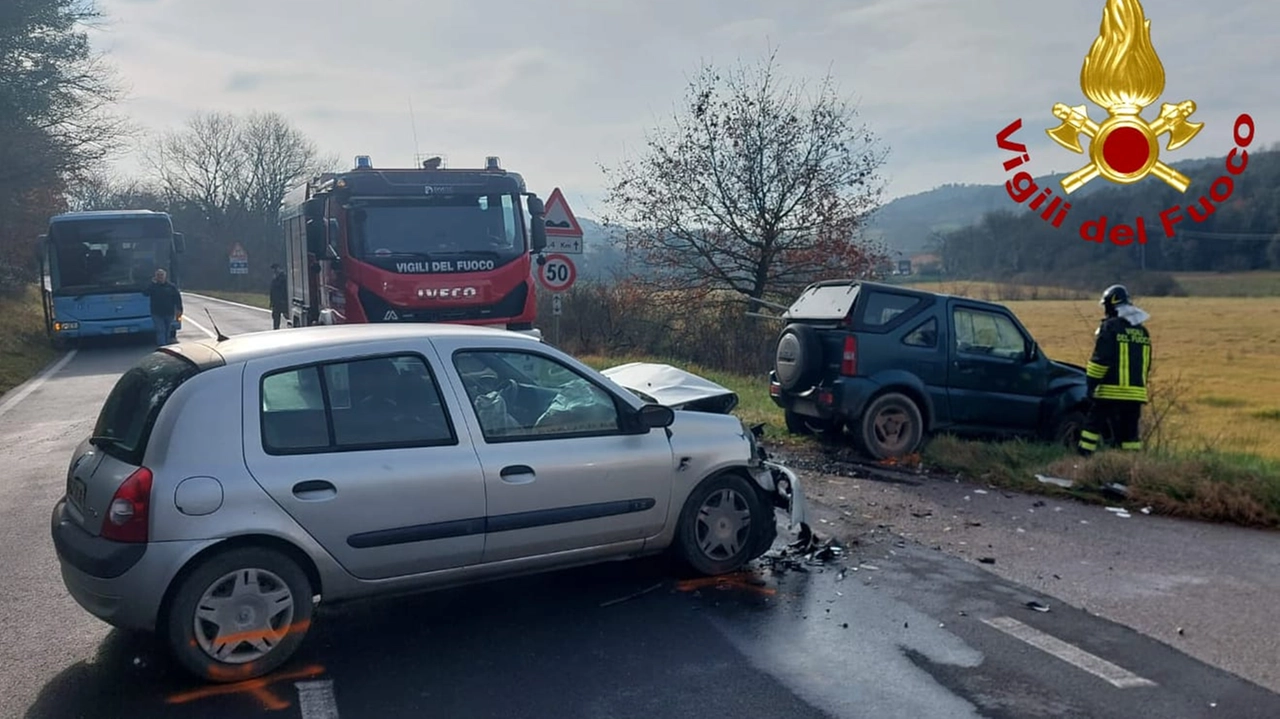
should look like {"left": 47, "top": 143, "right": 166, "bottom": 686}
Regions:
{"left": 854, "top": 392, "right": 924, "bottom": 460}
{"left": 775, "top": 323, "right": 822, "bottom": 391}
{"left": 1051, "top": 409, "right": 1086, "bottom": 448}
{"left": 675, "top": 473, "right": 771, "bottom": 576}
{"left": 165, "top": 547, "right": 313, "bottom": 683}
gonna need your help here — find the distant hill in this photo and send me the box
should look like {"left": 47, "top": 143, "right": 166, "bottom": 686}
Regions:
{"left": 863, "top": 155, "right": 1225, "bottom": 255}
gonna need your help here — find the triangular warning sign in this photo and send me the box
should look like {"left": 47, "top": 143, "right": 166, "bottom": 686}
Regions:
{"left": 543, "top": 187, "right": 583, "bottom": 237}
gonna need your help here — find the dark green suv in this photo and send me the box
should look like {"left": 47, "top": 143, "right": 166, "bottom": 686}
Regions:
{"left": 768, "top": 280, "right": 1093, "bottom": 459}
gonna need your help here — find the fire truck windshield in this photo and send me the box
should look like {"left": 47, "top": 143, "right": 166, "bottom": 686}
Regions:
{"left": 348, "top": 194, "right": 525, "bottom": 261}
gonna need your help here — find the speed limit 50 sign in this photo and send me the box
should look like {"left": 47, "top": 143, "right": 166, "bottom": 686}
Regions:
{"left": 538, "top": 253, "right": 577, "bottom": 292}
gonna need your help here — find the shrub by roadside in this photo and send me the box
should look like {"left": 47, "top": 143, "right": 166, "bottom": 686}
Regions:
{"left": 0, "top": 286, "right": 57, "bottom": 397}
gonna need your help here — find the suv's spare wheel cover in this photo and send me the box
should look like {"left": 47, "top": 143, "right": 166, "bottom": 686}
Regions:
{"left": 775, "top": 325, "right": 815, "bottom": 391}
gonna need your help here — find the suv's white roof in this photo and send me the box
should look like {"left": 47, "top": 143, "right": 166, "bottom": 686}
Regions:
{"left": 180, "top": 323, "right": 540, "bottom": 365}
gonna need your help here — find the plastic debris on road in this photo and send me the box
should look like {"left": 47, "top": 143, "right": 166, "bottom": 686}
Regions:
{"left": 1035, "top": 474, "right": 1074, "bottom": 488}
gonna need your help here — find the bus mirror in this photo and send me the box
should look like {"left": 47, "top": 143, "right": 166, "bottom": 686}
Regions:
{"left": 36, "top": 234, "right": 47, "bottom": 263}
{"left": 173, "top": 232, "right": 186, "bottom": 254}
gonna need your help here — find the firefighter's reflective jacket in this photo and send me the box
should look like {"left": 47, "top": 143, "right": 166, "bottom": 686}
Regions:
{"left": 1086, "top": 317, "right": 1151, "bottom": 402}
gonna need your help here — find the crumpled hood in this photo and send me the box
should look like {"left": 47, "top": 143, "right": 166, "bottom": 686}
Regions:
{"left": 601, "top": 362, "right": 739, "bottom": 414}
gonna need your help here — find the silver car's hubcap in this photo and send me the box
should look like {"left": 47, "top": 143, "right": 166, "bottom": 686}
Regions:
{"left": 193, "top": 568, "right": 295, "bottom": 664}
{"left": 696, "top": 488, "right": 752, "bottom": 560}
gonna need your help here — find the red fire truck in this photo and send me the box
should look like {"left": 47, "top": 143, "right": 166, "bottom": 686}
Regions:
{"left": 279, "top": 155, "right": 547, "bottom": 334}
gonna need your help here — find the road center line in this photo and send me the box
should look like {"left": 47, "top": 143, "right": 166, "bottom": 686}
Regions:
{"left": 295, "top": 679, "right": 341, "bottom": 719}
{"left": 982, "top": 616, "right": 1157, "bottom": 689}
{"left": 0, "top": 349, "right": 78, "bottom": 421}
{"left": 184, "top": 291, "right": 271, "bottom": 314}
{"left": 182, "top": 315, "right": 217, "bottom": 340}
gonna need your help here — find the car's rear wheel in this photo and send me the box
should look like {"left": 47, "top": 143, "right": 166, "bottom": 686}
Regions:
{"left": 676, "top": 473, "right": 771, "bottom": 576}
{"left": 854, "top": 392, "right": 924, "bottom": 460}
{"left": 165, "top": 547, "right": 313, "bottom": 683}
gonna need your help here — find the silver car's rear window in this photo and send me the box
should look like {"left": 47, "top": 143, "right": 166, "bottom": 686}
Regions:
{"left": 91, "top": 350, "right": 199, "bottom": 465}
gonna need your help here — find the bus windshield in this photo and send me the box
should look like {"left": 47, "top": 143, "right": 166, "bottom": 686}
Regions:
{"left": 347, "top": 194, "right": 525, "bottom": 263}
{"left": 48, "top": 217, "right": 173, "bottom": 296}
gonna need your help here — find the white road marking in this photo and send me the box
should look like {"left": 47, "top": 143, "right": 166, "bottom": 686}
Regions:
{"left": 295, "top": 679, "right": 340, "bottom": 719}
{"left": 182, "top": 315, "right": 217, "bottom": 339}
{"left": 183, "top": 291, "right": 271, "bottom": 313}
{"left": 983, "top": 616, "right": 1158, "bottom": 689}
{"left": 0, "top": 349, "right": 78, "bottom": 421}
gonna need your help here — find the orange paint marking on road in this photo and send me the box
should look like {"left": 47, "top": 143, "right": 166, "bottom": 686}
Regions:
{"left": 165, "top": 663, "right": 326, "bottom": 711}
{"left": 675, "top": 571, "right": 777, "bottom": 596}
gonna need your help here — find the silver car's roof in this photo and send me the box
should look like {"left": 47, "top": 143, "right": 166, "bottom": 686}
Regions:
{"left": 169, "top": 323, "right": 541, "bottom": 368}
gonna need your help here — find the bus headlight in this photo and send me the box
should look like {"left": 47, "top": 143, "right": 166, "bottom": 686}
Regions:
{"left": 54, "top": 321, "right": 78, "bottom": 331}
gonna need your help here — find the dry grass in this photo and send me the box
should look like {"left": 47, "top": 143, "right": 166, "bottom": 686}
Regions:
{"left": 1171, "top": 271, "right": 1280, "bottom": 297}
{"left": 0, "top": 286, "right": 57, "bottom": 397}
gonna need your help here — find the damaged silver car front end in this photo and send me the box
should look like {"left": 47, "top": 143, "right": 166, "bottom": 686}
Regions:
{"left": 602, "top": 362, "right": 808, "bottom": 536}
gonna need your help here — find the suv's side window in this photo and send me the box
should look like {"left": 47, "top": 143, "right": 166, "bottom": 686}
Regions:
{"left": 453, "top": 350, "right": 620, "bottom": 441}
{"left": 903, "top": 317, "right": 938, "bottom": 347}
{"left": 261, "top": 354, "right": 456, "bottom": 454}
{"left": 862, "top": 291, "right": 921, "bottom": 326}
{"left": 953, "top": 308, "right": 1027, "bottom": 359}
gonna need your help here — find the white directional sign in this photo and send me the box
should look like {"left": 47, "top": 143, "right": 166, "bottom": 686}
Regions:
{"left": 552, "top": 294, "right": 563, "bottom": 316}
{"left": 538, "top": 253, "right": 577, "bottom": 292}
{"left": 542, "top": 187, "right": 583, "bottom": 254}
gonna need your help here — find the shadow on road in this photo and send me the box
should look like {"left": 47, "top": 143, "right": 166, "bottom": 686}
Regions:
{"left": 26, "top": 552, "right": 821, "bottom": 718}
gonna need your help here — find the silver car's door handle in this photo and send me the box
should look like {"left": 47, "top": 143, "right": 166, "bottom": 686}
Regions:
{"left": 499, "top": 465, "right": 536, "bottom": 485}
{"left": 292, "top": 479, "right": 337, "bottom": 500}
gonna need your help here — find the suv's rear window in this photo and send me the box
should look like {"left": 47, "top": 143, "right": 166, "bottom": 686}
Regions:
{"left": 92, "top": 350, "right": 200, "bottom": 465}
{"left": 786, "top": 284, "right": 860, "bottom": 320}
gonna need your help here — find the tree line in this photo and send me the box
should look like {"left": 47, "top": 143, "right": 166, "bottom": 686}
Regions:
{"left": 933, "top": 149, "right": 1280, "bottom": 293}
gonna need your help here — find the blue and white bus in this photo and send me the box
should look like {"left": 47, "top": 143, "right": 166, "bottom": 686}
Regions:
{"left": 37, "top": 210, "right": 186, "bottom": 345}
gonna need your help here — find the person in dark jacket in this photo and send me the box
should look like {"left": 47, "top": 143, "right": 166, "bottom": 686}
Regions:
{"left": 142, "top": 268, "right": 183, "bottom": 346}
{"left": 1078, "top": 284, "right": 1152, "bottom": 456}
{"left": 269, "top": 263, "right": 288, "bottom": 329}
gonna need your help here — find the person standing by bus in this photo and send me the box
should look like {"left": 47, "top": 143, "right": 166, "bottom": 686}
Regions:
{"left": 269, "top": 263, "right": 288, "bottom": 329}
{"left": 143, "top": 268, "right": 183, "bottom": 346}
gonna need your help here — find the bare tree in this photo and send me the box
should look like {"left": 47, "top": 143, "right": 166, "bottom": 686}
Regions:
{"left": 601, "top": 50, "right": 890, "bottom": 303}
{"left": 240, "top": 112, "right": 331, "bottom": 223}
{"left": 146, "top": 111, "right": 248, "bottom": 227}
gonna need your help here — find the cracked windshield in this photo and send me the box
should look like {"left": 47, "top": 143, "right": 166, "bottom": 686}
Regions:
{"left": 3, "top": 0, "right": 1279, "bottom": 717}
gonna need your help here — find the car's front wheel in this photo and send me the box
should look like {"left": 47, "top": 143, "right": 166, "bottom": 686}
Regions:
{"left": 165, "top": 547, "right": 313, "bottom": 683}
{"left": 676, "top": 473, "right": 771, "bottom": 575}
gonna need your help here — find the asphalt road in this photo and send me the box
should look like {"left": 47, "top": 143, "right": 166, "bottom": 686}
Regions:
{"left": 0, "top": 293, "right": 1276, "bottom": 719}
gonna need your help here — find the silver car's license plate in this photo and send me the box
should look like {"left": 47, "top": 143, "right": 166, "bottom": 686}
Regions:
{"left": 68, "top": 478, "right": 86, "bottom": 507}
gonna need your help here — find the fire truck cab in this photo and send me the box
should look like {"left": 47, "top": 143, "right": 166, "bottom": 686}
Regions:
{"left": 280, "top": 155, "right": 548, "bottom": 336}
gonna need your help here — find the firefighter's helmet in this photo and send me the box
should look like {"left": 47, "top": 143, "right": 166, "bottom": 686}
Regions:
{"left": 1100, "top": 284, "right": 1130, "bottom": 310}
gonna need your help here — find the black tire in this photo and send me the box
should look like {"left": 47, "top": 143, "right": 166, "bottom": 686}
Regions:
{"left": 165, "top": 547, "right": 313, "bottom": 683}
{"left": 1051, "top": 409, "right": 1086, "bottom": 448}
{"left": 774, "top": 323, "right": 822, "bottom": 391}
{"left": 675, "top": 473, "right": 772, "bottom": 576}
{"left": 854, "top": 392, "right": 924, "bottom": 460}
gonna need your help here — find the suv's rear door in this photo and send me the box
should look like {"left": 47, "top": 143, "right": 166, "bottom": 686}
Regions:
{"left": 946, "top": 300, "right": 1046, "bottom": 429}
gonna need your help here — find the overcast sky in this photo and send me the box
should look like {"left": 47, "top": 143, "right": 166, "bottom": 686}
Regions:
{"left": 92, "top": 0, "right": 1276, "bottom": 220}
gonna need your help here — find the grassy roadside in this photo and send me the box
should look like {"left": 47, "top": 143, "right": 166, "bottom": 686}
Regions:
{"left": 0, "top": 286, "right": 58, "bottom": 397}
{"left": 186, "top": 289, "right": 270, "bottom": 310}
{"left": 585, "top": 353, "right": 1280, "bottom": 530}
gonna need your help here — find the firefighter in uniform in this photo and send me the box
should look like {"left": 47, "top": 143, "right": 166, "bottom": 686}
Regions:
{"left": 1078, "top": 284, "right": 1152, "bottom": 456}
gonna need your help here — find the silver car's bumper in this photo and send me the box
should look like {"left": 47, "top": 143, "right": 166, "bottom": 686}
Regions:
{"left": 51, "top": 499, "right": 215, "bottom": 632}
{"left": 753, "top": 460, "right": 807, "bottom": 530}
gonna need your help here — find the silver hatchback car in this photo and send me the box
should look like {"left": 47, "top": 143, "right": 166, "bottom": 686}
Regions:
{"left": 52, "top": 323, "right": 806, "bottom": 683}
